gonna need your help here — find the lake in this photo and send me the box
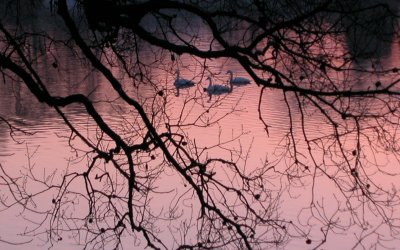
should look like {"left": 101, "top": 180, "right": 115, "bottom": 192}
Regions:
{"left": 1, "top": 0, "right": 400, "bottom": 249}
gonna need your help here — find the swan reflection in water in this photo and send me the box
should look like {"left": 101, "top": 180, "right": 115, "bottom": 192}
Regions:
{"left": 174, "top": 70, "right": 195, "bottom": 96}
{"left": 227, "top": 70, "right": 251, "bottom": 86}
{"left": 206, "top": 76, "right": 232, "bottom": 102}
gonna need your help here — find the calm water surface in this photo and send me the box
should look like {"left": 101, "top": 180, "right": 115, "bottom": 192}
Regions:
{"left": 1, "top": 1, "right": 400, "bottom": 249}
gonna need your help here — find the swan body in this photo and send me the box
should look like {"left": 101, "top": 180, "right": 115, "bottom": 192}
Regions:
{"left": 227, "top": 70, "right": 251, "bottom": 86}
{"left": 175, "top": 70, "right": 195, "bottom": 96}
{"left": 206, "top": 76, "right": 232, "bottom": 101}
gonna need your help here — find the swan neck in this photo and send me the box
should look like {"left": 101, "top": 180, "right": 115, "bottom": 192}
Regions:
{"left": 228, "top": 71, "right": 233, "bottom": 82}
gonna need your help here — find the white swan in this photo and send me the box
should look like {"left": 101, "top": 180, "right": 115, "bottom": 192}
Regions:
{"left": 227, "top": 70, "right": 251, "bottom": 86}
{"left": 174, "top": 70, "right": 195, "bottom": 96}
{"left": 206, "top": 76, "right": 232, "bottom": 101}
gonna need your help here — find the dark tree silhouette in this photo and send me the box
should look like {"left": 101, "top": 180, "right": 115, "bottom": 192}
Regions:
{"left": 0, "top": 0, "right": 400, "bottom": 249}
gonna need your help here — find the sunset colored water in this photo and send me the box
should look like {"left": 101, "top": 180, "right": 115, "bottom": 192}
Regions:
{"left": 1, "top": 1, "right": 400, "bottom": 249}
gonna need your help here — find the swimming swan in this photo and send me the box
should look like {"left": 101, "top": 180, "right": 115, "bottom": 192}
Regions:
{"left": 227, "top": 70, "right": 251, "bottom": 86}
{"left": 174, "top": 70, "right": 195, "bottom": 96}
{"left": 206, "top": 76, "right": 232, "bottom": 101}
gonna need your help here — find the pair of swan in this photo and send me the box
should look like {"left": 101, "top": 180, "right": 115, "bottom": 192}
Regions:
{"left": 206, "top": 71, "right": 251, "bottom": 101}
{"left": 174, "top": 69, "right": 251, "bottom": 99}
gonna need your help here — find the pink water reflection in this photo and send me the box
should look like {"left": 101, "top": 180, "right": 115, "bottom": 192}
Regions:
{"left": 1, "top": 1, "right": 400, "bottom": 249}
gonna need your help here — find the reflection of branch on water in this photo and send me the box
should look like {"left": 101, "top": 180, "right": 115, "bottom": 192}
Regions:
{"left": 0, "top": 237, "right": 33, "bottom": 246}
{"left": 1, "top": 0, "right": 400, "bottom": 249}
{"left": 0, "top": 116, "right": 35, "bottom": 144}
{"left": 258, "top": 86, "right": 270, "bottom": 136}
